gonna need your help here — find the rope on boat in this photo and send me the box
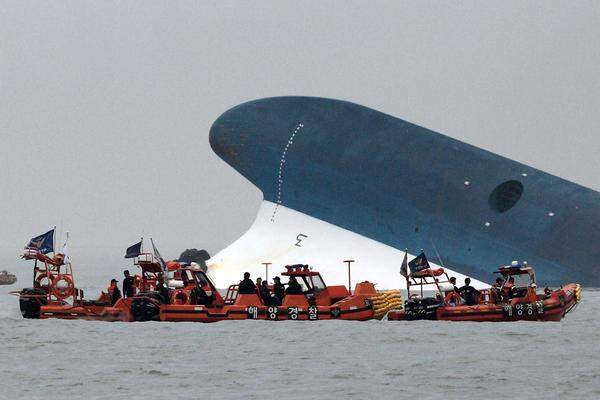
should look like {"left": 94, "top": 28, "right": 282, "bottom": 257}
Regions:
{"left": 371, "top": 290, "right": 403, "bottom": 319}
{"left": 575, "top": 284, "right": 582, "bottom": 302}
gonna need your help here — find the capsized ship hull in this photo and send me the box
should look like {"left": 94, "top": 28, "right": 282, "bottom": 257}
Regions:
{"left": 208, "top": 97, "right": 600, "bottom": 287}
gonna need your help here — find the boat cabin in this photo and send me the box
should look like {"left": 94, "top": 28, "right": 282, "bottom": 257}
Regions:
{"left": 170, "top": 265, "right": 224, "bottom": 306}
{"left": 133, "top": 253, "right": 164, "bottom": 292}
{"left": 224, "top": 264, "right": 351, "bottom": 307}
{"left": 495, "top": 262, "right": 536, "bottom": 284}
{"left": 494, "top": 262, "right": 537, "bottom": 300}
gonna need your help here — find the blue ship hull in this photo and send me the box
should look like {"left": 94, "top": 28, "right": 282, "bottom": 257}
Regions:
{"left": 210, "top": 97, "right": 600, "bottom": 286}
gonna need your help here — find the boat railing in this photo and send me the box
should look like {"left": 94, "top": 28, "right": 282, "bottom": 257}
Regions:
{"left": 224, "top": 284, "right": 239, "bottom": 305}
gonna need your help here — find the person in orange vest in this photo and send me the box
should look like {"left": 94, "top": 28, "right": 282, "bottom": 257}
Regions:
{"left": 108, "top": 278, "right": 122, "bottom": 306}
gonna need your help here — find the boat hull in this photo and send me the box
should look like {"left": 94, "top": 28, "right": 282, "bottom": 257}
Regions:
{"left": 388, "top": 283, "right": 580, "bottom": 322}
{"left": 36, "top": 298, "right": 133, "bottom": 322}
{"left": 160, "top": 303, "right": 374, "bottom": 322}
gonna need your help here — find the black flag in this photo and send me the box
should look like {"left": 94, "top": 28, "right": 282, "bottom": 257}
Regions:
{"left": 408, "top": 251, "right": 430, "bottom": 273}
{"left": 125, "top": 240, "right": 142, "bottom": 259}
{"left": 400, "top": 250, "right": 409, "bottom": 277}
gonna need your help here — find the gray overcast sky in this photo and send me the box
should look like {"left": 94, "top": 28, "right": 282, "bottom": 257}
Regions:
{"left": 1, "top": 1, "right": 599, "bottom": 258}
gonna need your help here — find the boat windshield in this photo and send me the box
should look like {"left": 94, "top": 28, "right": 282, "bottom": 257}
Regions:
{"left": 291, "top": 277, "right": 310, "bottom": 293}
{"left": 507, "top": 273, "right": 532, "bottom": 288}
{"left": 191, "top": 271, "right": 212, "bottom": 288}
{"left": 309, "top": 274, "right": 326, "bottom": 294}
{"left": 181, "top": 270, "right": 193, "bottom": 281}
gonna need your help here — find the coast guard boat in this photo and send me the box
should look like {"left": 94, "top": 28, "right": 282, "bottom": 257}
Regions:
{"left": 388, "top": 260, "right": 581, "bottom": 322}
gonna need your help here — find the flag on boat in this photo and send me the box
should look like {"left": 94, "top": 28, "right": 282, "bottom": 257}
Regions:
{"left": 150, "top": 238, "right": 168, "bottom": 277}
{"left": 400, "top": 250, "right": 409, "bottom": 277}
{"left": 124, "top": 240, "right": 142, "bottom": 259}
{"left": 408, "top": 251, "right": 430, "bottom": 273}
{"left": 25, "top": 228, "right": 55, "bottom": 254}
{"left": 62, "top": 232, "right": 71, "bottom": 265}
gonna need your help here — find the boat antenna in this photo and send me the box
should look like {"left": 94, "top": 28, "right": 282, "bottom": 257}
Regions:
{"left": 344, "top": 260, "right": 355, "bottom": 294}
{"left": 52, "top": 225, "right": 57, "bottom": 257}
{"left": 429, "top": 237, "right": 446, "bottom": 269}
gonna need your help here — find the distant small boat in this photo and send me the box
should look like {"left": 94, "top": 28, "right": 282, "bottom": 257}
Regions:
{"left": 0, "top": 270, "right": 17, "bottom": 285}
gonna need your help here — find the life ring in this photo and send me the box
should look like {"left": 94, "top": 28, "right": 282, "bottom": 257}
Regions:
{"left": 52, "top": 275, "right": 75, "bottom": 299}
{"left": 171, "top": 289, "right": 190, "bottom": 305}
{"left": 444, "top": 291, "right": 462, "bottom": 307}
{"left": 35, "top": 272, "right": 55, "bottom": 290}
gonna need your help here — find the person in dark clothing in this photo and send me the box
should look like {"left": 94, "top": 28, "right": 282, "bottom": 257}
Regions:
{"left": 285, "top": 276, "right": 303, "bottom": 295}
{"left": 108, "top": 278, "right": 122, "bottom": 306}
{"left": 259, "top": 280, "right": 270, "bottom": 299}
{"left": 501, "top": 276, "right": 517, "bottom": 299}
{"left": 191, "top": 285, "right": 213, "bottom": 306}
{"left": 259, "top": 280, "right": 280, "bottom": 306}
{"left": 492, "top": 277, "right": 505, "bottom": 303}
{"left": 458, "top": 277, "right": 480, "bottom": 306}
{"left": 238, "top": 272, "right": 256, "bottom": 294}
{"left": 122, "top": 270, "right": 136, "bottom": 298}
{"left": 181, "top": 271, "right": 191, "bottom": 287}
{"left": 273, "top": 276, "right": 285, "bottom": 302}
{"left": 155, "top": 275, "right": 171, "bottom": 304}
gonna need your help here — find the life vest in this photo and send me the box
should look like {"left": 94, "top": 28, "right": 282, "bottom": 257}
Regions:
{"left": 107, "top": 283, "right": 117, "bottom": 300}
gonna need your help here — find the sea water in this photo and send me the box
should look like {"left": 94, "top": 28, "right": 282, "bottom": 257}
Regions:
{"left": 1, "top": 253, "right": 599, "bottom": 400}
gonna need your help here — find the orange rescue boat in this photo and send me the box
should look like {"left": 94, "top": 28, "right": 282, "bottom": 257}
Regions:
{"left": 15, "top": 249, "right": 131, "bottom": 321}
{"left": 388, "top": 262, "right": 581, "bottom": 322}
{"left": 158, "top": 264, "right": 379, "bottom": 322}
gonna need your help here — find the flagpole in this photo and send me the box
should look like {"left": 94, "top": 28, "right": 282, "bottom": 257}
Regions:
{"left": 400, "top": 249, "right": 410, "bottom": 296}
{"left": 52, "top": 226, "right": 57, "bottom": 257}
{"left": 429, "top": 238, "right": 446, "bottom": 269}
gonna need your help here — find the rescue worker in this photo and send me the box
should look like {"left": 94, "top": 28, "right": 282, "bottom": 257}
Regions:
{"left": 155, "top": 275, "right": 171, "bottom": 304}
{"left": 273, "top": 276, "right": 285, "bottom": 302}
{"left": 492, "top": 277, "right": 505, "bottom": 302}
{"left": 285, "top": 276, "right": 303, "bottom": 295}
{"left": 122, "top": 270, "right": 136, "bottom": 298}
{"left": 108, "top": 278, "right": 122, "bottom": 306}
{"left": 449, "top": 276, "right": 459, "bottom": 292}
{"left": 504, "top": 276, "right": 516, "bottom": 299}
{"left": 238, "top": 272, "right": 256, "bottom": 294}
{"left": 256, "top": 277, "right": 263, "bottom": 294}
{"left": 191, "top": 284, "right": 213, "bottom": 306}
{"left": 458, "top": 277, "right": 480, "bottom": 306}
{"left": 260, "top": 280, "right": 280, "bottom": 306}
{"left": 181, "top": 270, "right": 191, "bottom": 287}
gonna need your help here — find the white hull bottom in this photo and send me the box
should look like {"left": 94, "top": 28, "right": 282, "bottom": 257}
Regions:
{"left": 207, "top": 201, "right": 487, "bottom": 289}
